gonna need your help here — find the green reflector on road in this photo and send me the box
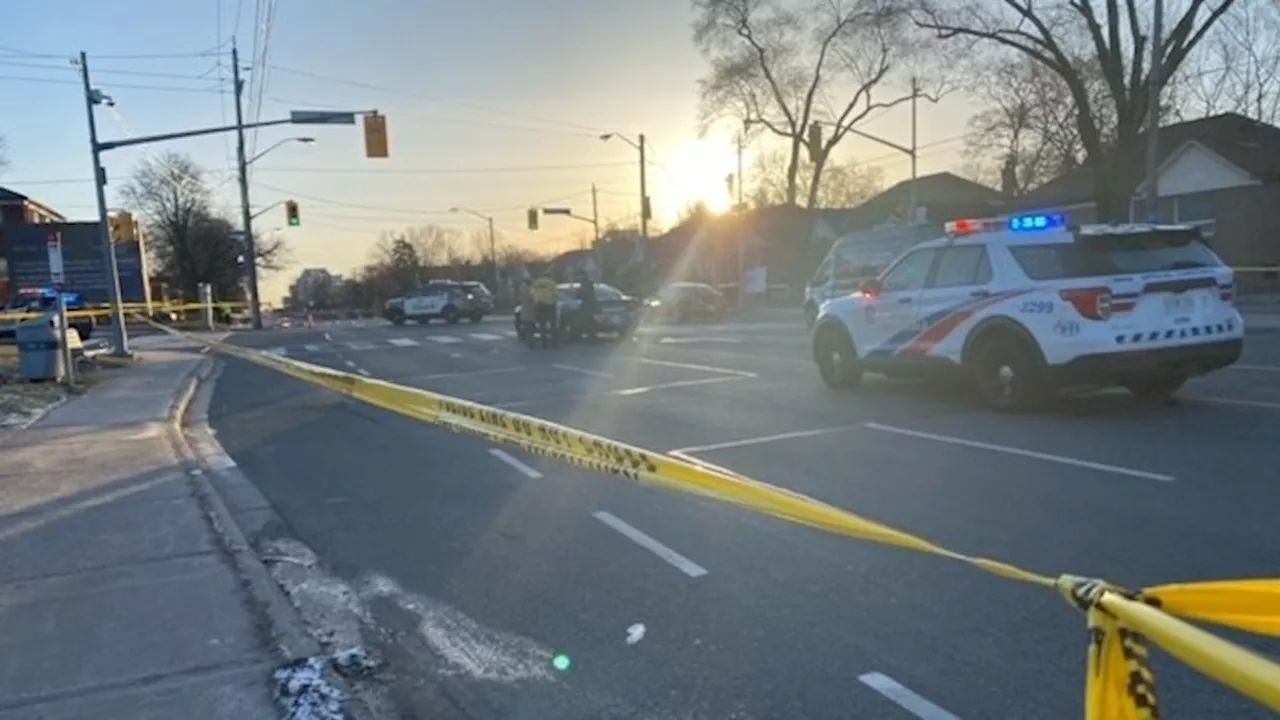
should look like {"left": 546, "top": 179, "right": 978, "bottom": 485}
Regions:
{"left": 553, "top": 655, "right": 572, "bottom": 671}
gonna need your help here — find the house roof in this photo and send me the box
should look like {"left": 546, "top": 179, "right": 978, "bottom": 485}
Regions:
{"left": 1015, "top": 112, "right": 1280, "bottom": 210}
{"left": 0, "top": 187, "right": 30, "bottom": 203}
{"left": 846, "top": 172, "right": 1008, "bottom": 229}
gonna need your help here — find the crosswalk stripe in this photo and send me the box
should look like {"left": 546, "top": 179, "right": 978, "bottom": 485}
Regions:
{"left": 426, "top": 335, "right": 462, "bottom": 344}
{"left": 346, "top": 341, "right": 377, "bottom": 351}
{"left": 303, "top": 344, "right": 323, "bottom": 352}
{"left": 469, "top": 332, "right": 504, "bottom": 341}
{"left": 503, "top": 330, "right": 518, "bottom": 337}
{"left": 387, "top": 337, "right": 419, "bottom": 347}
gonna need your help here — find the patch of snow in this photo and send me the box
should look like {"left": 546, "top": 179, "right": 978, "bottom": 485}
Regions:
{"left": 273, "top": 656, "right": 347, "bottom": 720}
{"left": 360, "top": 573, "right": 556, "bottom": 683}
{"left": 626, "top": 623, "right": 646, "bottom": 645}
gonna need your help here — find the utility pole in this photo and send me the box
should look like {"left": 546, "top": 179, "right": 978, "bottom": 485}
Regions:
{"left": 487, "top": 215, "right": 499, "bottom": 292}
{"left": 1144, "top": 0, "right": 1165, "bottom": 221}
{"left": 909, "top": 76, "right": 919, "bottom": 226}
{"left": 736, "top": 132, "right": 745, "bottom": 207}
{"left": 591, "top": 183, "right": 600, "bottom": 247}
{"left": 639, "top": 134, "right": 648, "bottom": 240}
{"left": 232, "top": 42, "right": 264, "bottom": 330}
{"left": 79, "top": 52, "right": 130, "bottom": 357}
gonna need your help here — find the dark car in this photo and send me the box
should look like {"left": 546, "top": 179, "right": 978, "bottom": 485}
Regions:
{"left": 645, "top": 282, "right": 726, "bottom": 324}
{"left": 514, "top": 282, "right": 641, "bottom": 341}
{"left": 0, "top": 289, "right": 95, "bottom": 341}
{"left": 459, "top": 281, "right": 494, "bottom": 322}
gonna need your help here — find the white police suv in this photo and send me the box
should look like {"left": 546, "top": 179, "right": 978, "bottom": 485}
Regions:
{"left": 811, "top": 213, "right": 1244, "bottom": 411}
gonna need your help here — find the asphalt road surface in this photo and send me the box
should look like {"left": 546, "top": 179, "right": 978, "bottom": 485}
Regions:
{"left": 208, "top": 314, "right": 1280, "bottom": 719}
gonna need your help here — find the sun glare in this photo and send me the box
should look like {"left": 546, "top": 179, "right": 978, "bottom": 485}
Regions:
{"left": 659, "top": 138, "right": 737, "bottom": 220}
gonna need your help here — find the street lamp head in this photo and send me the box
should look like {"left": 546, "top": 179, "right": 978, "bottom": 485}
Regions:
{"left": 599, "top": 133, "right": 614, "bottom": 142}
{"left": 89, "top": 89, "right": 115, "bottom": 107}
{"left": 296, "top": 137, "right": 316, "bottom": 144}
{"left": 448, "top": 207, "right": 461, "bottom": 213}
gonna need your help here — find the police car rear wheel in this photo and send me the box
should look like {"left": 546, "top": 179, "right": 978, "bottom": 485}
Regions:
{"left": 816, "top": 328, "right": 862, "bottom": 389}
{"left": 443, "top": 307, "right": 460, "bottom": 324}
{"left": 972, "top": 336, "right": 1045, "bottom": 412}
{"left": 1124, "top": 376, "right": 1187, "bottom": 398}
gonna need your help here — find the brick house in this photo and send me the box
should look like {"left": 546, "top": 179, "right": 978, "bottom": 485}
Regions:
{"left": 0, "top": 187, "right": 68, "bottom": 299}
{"left": 1012, "top": 113, "right": 1280, "bottom": 288}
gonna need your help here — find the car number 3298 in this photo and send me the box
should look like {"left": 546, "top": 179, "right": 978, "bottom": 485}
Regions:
{"left": 1019, "top": 300, "right": 1055, "bottom": 314}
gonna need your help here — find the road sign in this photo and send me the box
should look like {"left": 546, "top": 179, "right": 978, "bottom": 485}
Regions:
{"left": 47, "top": 231, "right": 64, "bottom": 288}
{"left": 290, "top": 110, "right": 357, "bottom": 125}
{"left": 543, "top": 208, "right": 573, "bottom": 216}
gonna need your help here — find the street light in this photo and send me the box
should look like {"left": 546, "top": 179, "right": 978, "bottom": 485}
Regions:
{"left": 600, "top": 132, "right": 648, "bottom": 240}
{"left": 247, "top": 136, "right": 315, "bottom": 166}
{"left": 449, "top": 207, "right": 499, "bottom": 293}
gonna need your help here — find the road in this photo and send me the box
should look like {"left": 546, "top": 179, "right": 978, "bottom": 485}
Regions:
{"left": 207, "top": 314, "right": 1280, "bottom": 719}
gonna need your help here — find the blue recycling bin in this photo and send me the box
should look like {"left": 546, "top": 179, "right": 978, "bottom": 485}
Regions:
{"left": 15, "top": 316, "right": 65, "bottom": 382}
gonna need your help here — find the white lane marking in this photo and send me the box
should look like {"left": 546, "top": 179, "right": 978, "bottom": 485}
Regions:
{"left": 343, "top": 360, "right": 358, "bottom": 368}
{"left": 469, "top": 332, "right": 504, "bottom": 341}
{"left": 657, "top": 336, "right": 743, "bottom": 344}
{"left": 858, "top": 673, "right": 961, "bottom": 720}
{"left": 637, "top": 357, "right": 756, "bottom": 378}
{"left": 264, "top": 347, "right": 287, "bottom": 356}
{"left": 427, "top": 335, "right": 463, "bottom": 344}
{"left": 1186, "top": 395, "right": 1280, "bottom": 410}
{"left": 346, "top": 341, "right": 377, "bottom": 351}
{"left": 592, "top": 511, "right": 707, "bottom": 578}
{"left": 303, "top": 343, "right": 323, "bottom": 352}
{"left": 323, "top": 332, "right": 333, "bottom": 342}
{"left": 405, "top": 366, "right": 527, "bottom": 382}
{"left": 1228, "top": 364, "right": 1280, "bottom": 372}
{"left": 614, "top": 375, "right": 744, "bottom": 396}
{"left": 357, "top": 368, "right": 371, "bottom": 377}
{"left": 668, "top": 450, "right": 746, "bottom": 479}
{"left": 673, "top": 424, "right": 862, "bottom": 454}
{"left": 552, "top": 363, "right": 614, "bottom": 378}
{"left": 863, "top": 423, "right": 1174, "bottom": 482}
{"left": 488, "top": 449, "right": 543, "bottom": 478}
{"left": 388, "top": 337, "right": 420, "bottom": 347}
{"left": 503, "top": 330, "right": 519, "bottom": 337}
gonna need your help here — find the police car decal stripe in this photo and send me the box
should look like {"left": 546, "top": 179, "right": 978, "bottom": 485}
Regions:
{"left": 863, "top": 290, "right": 1025, "bottom": 358}
{"left": 897, "top": 290, "right": 1031, "bottom": 356}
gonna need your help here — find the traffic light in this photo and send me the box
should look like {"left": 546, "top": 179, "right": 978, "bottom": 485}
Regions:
{"left": 363, "top": 112, "right": 389, "bottom": 158}
{"left": 285, "top": 200, "right": 300, "bottom": 227}
{"left": 527, "top": 207, "right": 539, "bottom": 231}
{"left": 109, "top": 210, "right": 136, "bottom": 242}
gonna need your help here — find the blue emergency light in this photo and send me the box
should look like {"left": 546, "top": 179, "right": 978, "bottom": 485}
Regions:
{"left": 1008, "top": 213, "right": 1067, "bottom": 232}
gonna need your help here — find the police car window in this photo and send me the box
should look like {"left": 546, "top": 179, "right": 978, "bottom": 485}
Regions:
{"left": 595, "top": 285, "right": 623, "bottom": 301}
{"left": 1011, "top": 231, "right": 1222, "bottom": 279}
{"left": 880, "top": 249, "right": 936, "bottom": 292}
{"left": 931, "top": 246, "right": 991, "bottom": 288}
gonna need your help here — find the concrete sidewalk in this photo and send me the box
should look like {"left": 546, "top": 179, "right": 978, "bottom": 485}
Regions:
{"left": 0, "top": 343, "right": 280, "bottom": 718}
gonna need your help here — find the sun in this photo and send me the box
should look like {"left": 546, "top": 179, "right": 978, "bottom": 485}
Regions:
{"left": 658, "top": 137, "right": 737, "bottom": 220}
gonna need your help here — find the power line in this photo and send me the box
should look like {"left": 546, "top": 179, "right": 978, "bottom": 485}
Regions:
{"left": 251, "top": 161, "right": 636, "bottom": 175}
{"left": 252, "top": 181, "right": 456, "bottom": 215}
{"left": 0, "top": 73, "right": 230, "bottom": 94}
{"left": 1, "top": 44, "right": 229, "bottom": 61}
{"left": 266, "top": 64, "right": 609, "bottom": 135}
{"left": 263, "top": 95, "right": 602, "bottom": 137}
{"left": 0, "top": 58, "right": 226, "bottom": 82}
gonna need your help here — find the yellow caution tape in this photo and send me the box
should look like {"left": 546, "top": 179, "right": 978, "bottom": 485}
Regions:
{"left": 0, "top": 301, "right": 247, "bottom": 322}
{"left": 141, "top": 318, "right": 1280, "bottom": 717}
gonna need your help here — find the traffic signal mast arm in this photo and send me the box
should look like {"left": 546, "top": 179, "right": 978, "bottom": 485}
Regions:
{"left": 251, "top": 200, "right": 287, "bottom": 222}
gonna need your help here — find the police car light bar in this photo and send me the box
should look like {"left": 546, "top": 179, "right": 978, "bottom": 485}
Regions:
{"left": 1008, "top": 213, "right": 1067, "bottom": 232}
{"left": 944, "top": 218, "right": 1001, "bottom": 236}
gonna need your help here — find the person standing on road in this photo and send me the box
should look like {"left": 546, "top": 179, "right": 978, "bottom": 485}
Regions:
{"left": 532, "top": 275, "right": 559, "bottom": 348}
{"left": 576, "top": 269, "right": 598, "bottom": 340}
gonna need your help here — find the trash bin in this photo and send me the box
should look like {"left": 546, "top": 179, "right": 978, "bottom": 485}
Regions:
{"left": 16, "top": 315, "right": 65, "bottom": 382}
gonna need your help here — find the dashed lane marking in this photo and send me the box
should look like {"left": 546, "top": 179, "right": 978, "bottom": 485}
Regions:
{"left": 345, "top": 341, "right": 377, "bottom": 351}
{"left": 637, "top": 357, "right": 756, "bottom": 378}
{"left": 488, "top": 448, "right": 543, "bottom": 478}
{"left": 672, "top": 425, "right": 862, "bottom": 455}
{"left": 858, "top": 673, "right": 961, "bottom": 720}
{"left": 863, "top": 422, "right": 1175, "bottom": 482}
{"left": 592, "top": 511, "right": 708, "bottom": 578}
{"left": 427, "top": 336, "right": 463, "bottom": 344}
{"left": 468, "top": 332, "right": 504, "bottom": 341}
{"left": 503, "top": 330, "right": 518, "bottom": 337}
{"left": 303, "top": 343, "right": 323, "bottom": 352}
{"left": 264, "top": 347, "right": 287, "bottom": 356}
{"left": 388, "top": 337, "right": 420, "bottom": 347}
{"left": 357, "top": 368, "right": 372, "bottom": 377}
{"left": 403, "top": 366, "right": 527, "bottom": 382}
{"left": 343, "top": 360, "right": 358, "bottom": 369}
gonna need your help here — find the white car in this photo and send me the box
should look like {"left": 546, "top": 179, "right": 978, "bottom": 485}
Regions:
{"left": 811, "top": 213, "right": 1244, "bottom": 411}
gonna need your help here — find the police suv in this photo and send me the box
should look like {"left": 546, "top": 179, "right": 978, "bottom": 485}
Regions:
{"left": 811, "top": 213, "right": 1244, "bottom": 411}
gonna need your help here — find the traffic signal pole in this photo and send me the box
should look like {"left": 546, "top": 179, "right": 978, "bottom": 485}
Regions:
{"left": 78, "top": 52, "right": 131, "bottom": 357}
{"left": 232, "top": 43, "right": 264, "bottom": 331}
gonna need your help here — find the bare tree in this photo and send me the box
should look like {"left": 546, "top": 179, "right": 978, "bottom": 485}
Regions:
{"left": 694, "top": 0, "right": 929, "bottom": 207}
{"left": 752, "top": 148, "right": 884, "bottom": 206}
{"left": 915, "top": 0, "right": 1241, "bottom": 220}
{"left": 1173, "top": 2, "right": 1280, "bottom": 124}
{"left": 0, "top": 136, "right": 9, "bottom": 175}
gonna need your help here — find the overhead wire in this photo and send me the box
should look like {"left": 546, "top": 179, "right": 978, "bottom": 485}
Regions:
{"left": 251, "top": 161, "right": 638, "bottom": 175}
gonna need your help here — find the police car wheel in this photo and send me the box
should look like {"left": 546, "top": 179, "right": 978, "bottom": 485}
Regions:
{"left": 971, "top": 336, "right": 1045, "bottom": 412}
{"left": 815, "top": 327, "right": 862, "bottom": 389}
{"left": 443, "top": 307, "right": 461, "bottom": 324}
{"left": 1124, "top": 376, "right": 1187, "bottom": 398}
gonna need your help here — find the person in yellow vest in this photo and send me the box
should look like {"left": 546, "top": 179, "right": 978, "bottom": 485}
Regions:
{"left": 531, "top": 275, "right": 559, "bottom": 348}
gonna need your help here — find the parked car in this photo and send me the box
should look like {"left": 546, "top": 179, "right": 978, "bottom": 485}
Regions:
{"left": 384, "top": 282, "right": 477, "bottom": 325}
{"left": 0, "top": 288, "right": 95, "bottom": 341}
{"left": 513, "top": 282, "right": 641, "bottom": 341}
{"left": 645, "top": 282, "right": 727, "bottom": 323}
{"left": 459, "top": 281, "right": 494, "bottom": 322}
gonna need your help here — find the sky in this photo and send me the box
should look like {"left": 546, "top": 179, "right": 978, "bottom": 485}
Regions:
{"left": 2, "top": 0, "right": 973, "bottom": 303}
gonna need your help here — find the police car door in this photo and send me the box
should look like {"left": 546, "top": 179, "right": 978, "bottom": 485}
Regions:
{"left": 905, "top": 245, "right": 995, "bottom": 358}
{"left": 862, "top": 248, "right": 935, "bottom": 359}
{"left": 405, "top": 287, "right": 446, "bottom": 318}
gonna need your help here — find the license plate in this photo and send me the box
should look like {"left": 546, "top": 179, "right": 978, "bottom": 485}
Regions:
{"left": 1163, "top": 294, "right": 1196, "bottom": 315}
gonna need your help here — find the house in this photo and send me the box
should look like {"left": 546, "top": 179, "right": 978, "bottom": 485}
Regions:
{"left": 1013, "top": 113, "right": 1280, "bottom": 284}
{"left": 0, "top": 187, "right": 65, "bottom": 226}
{"left": 646, "top": 172, "right": 1008, "bottom": 298}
